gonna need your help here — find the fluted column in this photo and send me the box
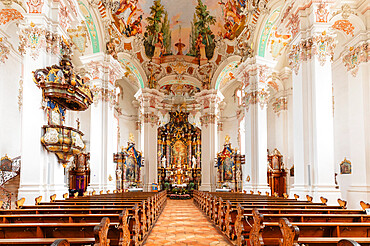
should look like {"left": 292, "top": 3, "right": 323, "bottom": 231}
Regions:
{"left": 196, "top": 90, "right": 224, "bottom": 191}
{"left": 135, "top": 88, "right": 164, "bottom": 191}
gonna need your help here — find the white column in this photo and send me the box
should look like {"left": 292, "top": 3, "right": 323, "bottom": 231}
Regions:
{"left": 81, "top": 54, "right": 123, "bottom": 192}
{"left": 345, "top": 47, "right": 370, "bottom": 208}
{"left": 18, "top": 21, "right": 67, "bottom": 204}
{"left": 135, "top": 89, "right": 164, "bottom": 191}
{"left": 197, "top": 90, "right": 224, "bottom": 191}
{"left": 239, "top": 58, "right": 271, "bottom": 193}
{"left": 288, "top": 29, "right": 341, "bottom": 203}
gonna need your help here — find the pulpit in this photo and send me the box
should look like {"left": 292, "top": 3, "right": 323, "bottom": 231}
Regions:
{"left": 69, "top": 153, "right": 90, "bottom": 195}
{"left": 216, "top": 136, "right": 245, "bottom": 192}
{"left": 267, "top": 148, "right": 287, "bottom": 197}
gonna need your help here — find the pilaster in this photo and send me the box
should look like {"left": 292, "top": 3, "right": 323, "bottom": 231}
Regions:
{"left": 288, "top": 2, "right": 341, "bottom": 203}
{"left": 134, "top": 88, "right": 164, "bottom": 191}
{"left": 196, "top": 89, "right": 224, "bottom": 191}
{"left": 237, "top": 57, "right": 271, "bottom": 193}
{"left": 80, "top": 53, "right": 124, "bottom": 192}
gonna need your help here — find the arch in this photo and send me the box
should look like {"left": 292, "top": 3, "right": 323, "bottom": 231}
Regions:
{"left": 212, "top": 55, "right": 241, "bottom": 90}
{"left": 157, "top": 75, "right": 202, "bottom": 89}
{"left": 77, "top": 0, "right": 100, "bottom": 53}
{"left": 118, "top": 53, "right": 146, "bottom": 88}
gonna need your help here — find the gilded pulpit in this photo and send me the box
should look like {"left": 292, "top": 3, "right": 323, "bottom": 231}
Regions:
{"left": 114, "top": 134, "right": 143, "bottom": 191}
{"left": 216, "top": 136, "right": 245, "bottom": 192}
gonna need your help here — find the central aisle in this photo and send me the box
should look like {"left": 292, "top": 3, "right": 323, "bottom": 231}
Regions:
{"left": 144, "top": 199, "right": 231, "bottom": 246}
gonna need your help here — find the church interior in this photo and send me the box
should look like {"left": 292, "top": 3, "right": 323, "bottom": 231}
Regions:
{"left": 0, "top": 0, "right": 369, "bottom": 244}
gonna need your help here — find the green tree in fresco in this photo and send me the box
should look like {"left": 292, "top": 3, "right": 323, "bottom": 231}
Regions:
{"left": 189, "top": 0, "right": 216, "bottom": 59}
{"left": 144, "top": 0, "right": 171, "bottom": 57}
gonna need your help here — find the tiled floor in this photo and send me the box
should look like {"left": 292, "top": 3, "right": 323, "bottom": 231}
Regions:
{"left": 144, "top": 199, "right": 232, "bottom": 246}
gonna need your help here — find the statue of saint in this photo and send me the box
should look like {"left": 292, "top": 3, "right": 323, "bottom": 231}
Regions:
{"left": 161, "top": 156, "right": 167, "bottom": 168}
{"left": 192, "top": 156, "right": 197, "bottom": 168}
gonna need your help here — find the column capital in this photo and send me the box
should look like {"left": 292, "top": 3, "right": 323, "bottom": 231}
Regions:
{"left": 134, "top": 88, "right": 165, "bottom": 111}
{"left": 195, "top": 89, "right": 224, "bottom": 111}
{"left": 18, "top": 22, "right": 62, "bottom": 60}
{"left": 242, "top": 88, "right": 269, "bottom": 112}
{"left": 235, "top": 56, "right": 274, "bottom": 90}
{"left": 272, "top": 97, "right": 288, "bottom": 116}
{"left": 341, "top": 40, "right": 368, "bottom": 77}
{"left": 288, "top": 31, "right": 337, "bottom": 74}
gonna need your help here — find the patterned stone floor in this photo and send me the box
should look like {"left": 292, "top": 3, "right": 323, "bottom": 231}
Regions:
{"left": 144, "top": 199, "right": 231, "bottom": 246}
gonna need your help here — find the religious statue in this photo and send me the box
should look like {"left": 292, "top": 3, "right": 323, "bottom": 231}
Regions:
{"left": 161, "top": 156, "right": 167, "bottom": 168}
{"left": 192, "top": 156, "right": 197, "bottom": 169}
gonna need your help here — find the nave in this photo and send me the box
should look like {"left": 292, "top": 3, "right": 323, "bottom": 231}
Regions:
{"left": 145, "top": 199, "right": 231, "bottom": 246}
{"left": 0, "top": 189, "right": 370, "bottom": 245}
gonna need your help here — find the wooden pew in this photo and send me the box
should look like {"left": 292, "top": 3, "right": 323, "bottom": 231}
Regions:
{"left": 0, "top": 191, "right": 167, "bottom": 246}
{"left": 193, "top": 191, "right": 370, "bottom": 246}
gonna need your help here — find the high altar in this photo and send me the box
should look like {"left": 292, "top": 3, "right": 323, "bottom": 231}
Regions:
{"left": 157, "top": 110, "right": 201, "bottom": 190}
{"left": 113, "top": 134, "right": 143, "bottom": 191}
{"left": 216, "top": 136, "right": 245, "bottom": 192}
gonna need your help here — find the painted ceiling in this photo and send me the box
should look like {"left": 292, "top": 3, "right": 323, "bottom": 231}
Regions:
{"left": 139, "top": 0, "right": 224, "bottom": 54}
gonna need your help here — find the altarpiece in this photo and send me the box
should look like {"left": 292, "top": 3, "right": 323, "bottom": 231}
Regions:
{"left": 114, "top": 134, "right": 143, "bottom": 190}
{"left": 216, "top": 136, "right": 245, "bottom": 192}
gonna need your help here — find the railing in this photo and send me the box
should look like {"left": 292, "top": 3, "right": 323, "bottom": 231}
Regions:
{"left": 0, "top": 156, "right": 21, "bottom": 186}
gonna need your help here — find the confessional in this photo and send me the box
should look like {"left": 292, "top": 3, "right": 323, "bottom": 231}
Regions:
{"left": 69, "top": 152, "right": 90, "bottom": 195}
{"left": 267, "top": 148, "right": 287, "bottom": 196}
{"left": 114, "top": 135, "right": 143, "bottom": 191}
{"left": 216, "top": 136, "right": 245, "bottom": 192}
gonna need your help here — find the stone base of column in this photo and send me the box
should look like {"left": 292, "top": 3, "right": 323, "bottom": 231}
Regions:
{"left": 312, "top": 185, "right": 341, "bottom": 205}
{"left": 347, "top": 185, "right": 370, "bottom": 209}
{"left": 87, "top": 184, "right": 102, "bottom": 193}
{"left": 17, "top": 184, "right": 52, "bottom": 206}
{"left": 45, "top": 184, "right": 68, "bottom": 201}
{"left": 252, "top": 183, "right": 271, "bottom": 194}
{"left": 242, "top": 184, "right": 253, "bottom": 193}
{"left": 199, "top": 183, "right": 212, "bottom": 192}
{"left": 289, "top": 184, "right": 310, "bottom": 200}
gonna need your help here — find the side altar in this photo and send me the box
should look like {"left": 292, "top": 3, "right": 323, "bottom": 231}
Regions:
{"left": 113, "top": 134, "right": 143, "bottom": 191}
{"left": 216, "top": 136, "right": 245, "bottom": 192}
{"left": 157, "top": 110, "right": 201, "bottom": 191}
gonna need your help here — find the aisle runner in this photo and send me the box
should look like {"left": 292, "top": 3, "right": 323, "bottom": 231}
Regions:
{"left": 145, "top": 199, "right": 231, "bottom": 246}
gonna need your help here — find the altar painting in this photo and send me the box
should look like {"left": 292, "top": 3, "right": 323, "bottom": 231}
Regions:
{"left": 223, "top": 156, "right": 234, "bottom": 181}
{"left": 172, "top": 140, "right": 186, "bottom": 164}
{"left": 125, "top": 156, "right": 136, "bottom": 181}
{"left": 217, "top": 146, "right": 234, "bottom": 182}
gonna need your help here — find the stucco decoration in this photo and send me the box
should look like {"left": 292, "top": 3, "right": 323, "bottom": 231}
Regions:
{"left": 272, "top": 97, "right": 287, "bottom": 116}
{"left": 0, "top": 8, "right": 24, "bottom": 25}
{"left": 332, "top": 20, "right": 355, "bottom": 37}
{"left": 243, "top": 89, "right": 269, "bottom": 111}
{"left": 288, "top": 31, "right": 336, "bottom": 74}
{"left": 27, "top": 0, "right": 43, "bottom": 13}
{"left": 0, "top": 37, "right": 10, "bottom": 63}
{"left": 342, "top": 42, "right": 369, "bottom": 77}
{"left": 315, "top": 2, "right": 329, "bottom": 23}
{"left": 78, "top": 0, "right": 100, "bottom": 53}
{"left": 67, "top": 25, "right": 88, "bottom": 54}
{"left": 18, "top": 22, "right": 46, "bottom": 59}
